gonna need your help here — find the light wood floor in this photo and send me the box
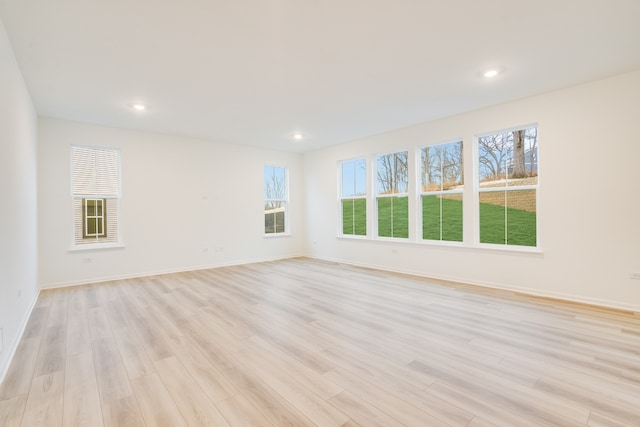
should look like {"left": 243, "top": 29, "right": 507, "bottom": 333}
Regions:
{"left": 1, "top": 258, "right": 639, "bottom": 426}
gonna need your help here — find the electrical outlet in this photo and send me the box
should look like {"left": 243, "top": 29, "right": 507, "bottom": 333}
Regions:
{"left": 82, "top": 257, "right": 93, "bottom": 264}
{"left": 630, "top": 273, "right": 640, "bottom": 280}
{"left": 215, "top": 247, "right": 224, "bottom": 253}
{"left": 202, "top": 248, "right": 209, "bottom": 253}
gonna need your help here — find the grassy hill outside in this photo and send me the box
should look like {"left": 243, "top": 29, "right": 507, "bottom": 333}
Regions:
{"left": 377, "top": 197, "right": 409, "bottom": 238}
{"left": 342, "top": 194, "right": 536, "bottom": 246}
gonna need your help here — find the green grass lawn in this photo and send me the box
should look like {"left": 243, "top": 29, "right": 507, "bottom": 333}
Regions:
{"left": 479, "top": 201, "right": 537, "bottom": 246}
{"left": 342, "top": 199, "right": 367, "bottom": 235}
{"left": 422, "top": 196, "right": 463, "bottom": 242}
{"left": 342, "top": 196, "right": 536, "bottom": 246}
{"left": 377, "top": 197, "right": 409, "bottom": 238}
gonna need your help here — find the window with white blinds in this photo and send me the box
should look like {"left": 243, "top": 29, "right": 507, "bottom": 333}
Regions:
{"left": 71, "top": 145, "right": 121, "bottom": 246}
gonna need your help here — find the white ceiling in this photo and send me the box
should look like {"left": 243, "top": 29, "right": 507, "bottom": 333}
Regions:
{"left": 1, "top": 0, "right": 639, "bottom": 153}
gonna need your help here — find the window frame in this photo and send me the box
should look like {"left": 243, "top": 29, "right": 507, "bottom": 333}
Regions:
{"left": 70, "top": 145, "right": 122, "bottom": 250}
{"left": 263, "top": 165, "right": 290, "bottom": 236}
{"left": 82, "top": 198, "right": 107, "bottom": 238}
{"left": 374, "top": 149, "right": 410, "bottom": 240}
{"left": 338, "top": 157, "right": 368, "bottom": 238}
{"left": 475, "top": 124, "right": 540, "bottom": 250}
{"left": 418, "top": 139, "right": 464, "bottom": 244}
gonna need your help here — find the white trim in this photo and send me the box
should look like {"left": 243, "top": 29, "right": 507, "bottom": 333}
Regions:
{"left": 68, "top": 243, "right": 126, "bottom": 252}
{"left": 264, "top": 233, "right": 292, "bottom": 238}
{"left": 307, "top": 255, "right": 640, "bottom": 313}
{"left": 475, "top": 122, "right": 539, "bottom": 139}
{"left": 39, "top": 254, "right": 306, "bottom": 290}
{"left": 0, "top": 291, "right": 39, "bottom": 384}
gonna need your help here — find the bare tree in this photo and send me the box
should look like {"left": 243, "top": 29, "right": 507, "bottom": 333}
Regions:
{"left": 478, "top": 133, "right": 510, "bottom": 181}
{"left": 526, "top": 127, "right": 538, "bottom": 175}
{"left": 422, "top": 141, "right": 464, "bottom": 191}
{"left": 378, "top": 152, "right": 408, "bottom": 194}
{"left": 442, "top": 141, "right": 463, "bottom": 189}
{"left": 512, "top": 129, "right": 526, "bottom": 178}
{"left": 264, "top": 170, "right": 285, "bottom": 209}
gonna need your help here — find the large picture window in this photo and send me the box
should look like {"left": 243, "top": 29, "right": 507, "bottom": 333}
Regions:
{"left": 420, "top": 140, "right": 463, "bottom": 242}
{"left": 478, "top": 126, "right": 538, "bottom": 247}
{"left": 376, "top": 151, "right": 408, "bottom": 238}
{"left": 71, "top": 145, "right": 121, "bottom": 247}
{"left": 264, "top": 166, "right": 288, "bottom": 234}
{"left": 340, "top": 158, "right": 367, "bottom": 236}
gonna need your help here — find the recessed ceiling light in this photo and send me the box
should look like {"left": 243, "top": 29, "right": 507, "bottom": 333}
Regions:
{"left": 132, "top": 104, "right": 146, "bottom": 111}
{"left": 293, "top": 133, "right": 303, "bottom": 140}
{"left": 484, "top": 69, "right": 499, "bottom": 78}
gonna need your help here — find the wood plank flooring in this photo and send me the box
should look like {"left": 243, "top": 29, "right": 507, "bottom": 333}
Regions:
{"left": 1, "top": 258, "right": 639, "bottom": 426}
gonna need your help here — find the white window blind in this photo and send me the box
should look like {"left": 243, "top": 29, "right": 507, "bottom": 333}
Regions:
{"left": 71, "top": 145, "right": 121, "bottom": 246}
{"left": 71, "top": 146, "right": 120, "bottom": 197}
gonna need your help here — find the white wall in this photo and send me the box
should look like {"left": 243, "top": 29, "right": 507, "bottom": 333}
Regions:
{"left": 38, "top": 119, "right": 305, "bottom": 287}
{"left": 0, "top": 18, "right": 39, "bottom": 381}
{"left": 303, "top": 70, "right": 640, "bottom": 311}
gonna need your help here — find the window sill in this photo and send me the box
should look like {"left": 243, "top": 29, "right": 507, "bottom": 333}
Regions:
{"left": 474, "top": 243, "right": 543, "bottom": 255}
{"left": 68, "top": 243, "right": 126, "bottom": 252}
{"left": 264, "top": 233, "right": 291, "bottom": 238}
{"left": 337, "top": 234, "right": 368, "bottom": 240}
{"left": 334, "top": 235, "right": 543, "bottom": 255}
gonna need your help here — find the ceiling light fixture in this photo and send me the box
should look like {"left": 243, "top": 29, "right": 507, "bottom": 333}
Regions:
{"left": 483, "top": 69, "right": 499, "bottom": 78}
{"left": 132, "top": 104, "right": 146, "bottom": 111}
{"left": 293, "top": 133, "right": 303, "bottom": 140}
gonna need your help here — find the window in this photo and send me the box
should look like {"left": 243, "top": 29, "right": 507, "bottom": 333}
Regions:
{"left": 264, "top": 166, "right": 288, "bottom": 234}
{"left": 420, "top": 140, "right": 463, "bottom": 242}
{"left": 71, "top": 145, "right": 121, "bottom": 246}
{"left": 83, "top": 198, "right": 106, "bottom": 238}
{"left": 478, "top": 126, "right": 538, "bottom": 247}
{"left": 376, "top": 151, "right": 408, "bottom": 238}
{"left": 340, "top": 158, "right": 367, "bottom": 236}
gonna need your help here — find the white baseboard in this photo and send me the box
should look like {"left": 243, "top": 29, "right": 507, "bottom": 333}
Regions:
{"left": 0, "top": 291, "right": 40, "bottom": 384}
{"left": 39, "top": 253, "right": 306, "bottom": 290}
{"left": 309, "top": 255, "right": 640, "bottom": 314}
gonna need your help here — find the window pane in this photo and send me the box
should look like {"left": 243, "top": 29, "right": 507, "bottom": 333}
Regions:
{"left": 421, "top": 146, "right": 441, "bottom": 191}
{"left": 264, "top": 212, "right": 274, "bottom": 234}
{"left": 441, "top": 193, "right": 463, "bottom": 242}
{"left": 264, "top": 202, "right": 285, "bottom": 234}
{"left": 377, "top": 151, "right": 408, "bottom": 195}
{"left": 478, "top": 133, "right": 510, "bottom": 188}
{"left": 422, "top": 194, "right": 463, "bottom": 242}
{"left": 480, "top": 191, "right": 506, "bottom": 244}
{"left": 342, "top": 199, "right": 355, "bottom": 235}
{"left": 275, "top": 210, "right": 285, "bottom": 233}
{"left": 422, "top": 195, "right": 441, "bottom": 240}
{"left": 342, "top": 161, "right": 356, "bottom": 198}
{"left": 479, "top": 127, "right": 537, "bottom": 188}
{"left": 86, "top": 199, "right": 96, "bottom": 216}
{"left": 377, "top": 198, "right": 392, "bottom": 237}
{"left": 354, "top": 159, "right": 366, "bottom": 197}
{"left": 264, "top": 166, "right": 286, "bottom": 200}
{"left": 342, "top": 198, "right": 366, "bottom": 236}
{"left": 506, "top": 190, "right": 537, "bottom": 246}
{"left": 421, "top": 142, "right": 464, "bottom": 192}
{"left": 378, "top": 197, "right": 408, "bottom": 238}
{"left": 392, "top": 197, "right": 409, "bottom": 238}
{"left": 480, "top": 190, "right": 536, "bottom": 246}
{"left": 441, "top": 141, "right": 464, "bottom": 189}
{"left": 87, "top": 217, "right": 98, "bottom": 236}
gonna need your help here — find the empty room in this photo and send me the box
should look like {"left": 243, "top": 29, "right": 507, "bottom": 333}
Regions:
{"left": 1, "top": 1, "right": 639, "bottom": 426}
